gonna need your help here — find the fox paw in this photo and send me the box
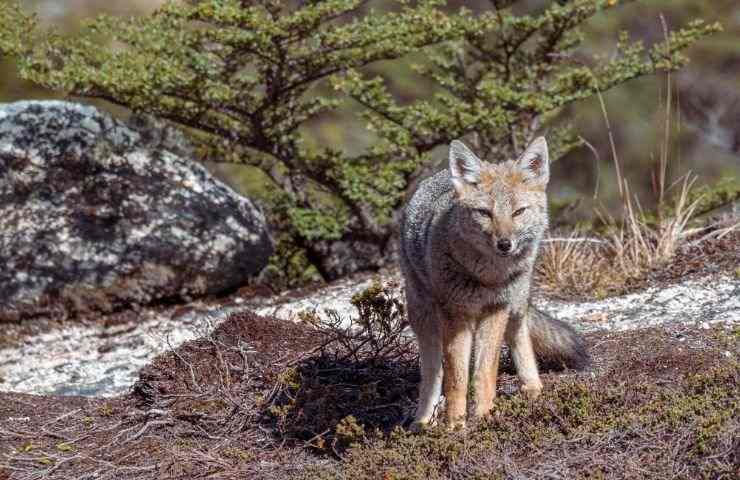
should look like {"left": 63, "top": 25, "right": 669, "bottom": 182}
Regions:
{"left": 445, "top": 418, "right": 467, "bottom": 431}
{"left": 521, "top": 384, "right": 542, "bottom": 400}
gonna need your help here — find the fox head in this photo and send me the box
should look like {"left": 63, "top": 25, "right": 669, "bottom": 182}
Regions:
{"left": 448, "top": 137, "right": 549, "bottom": 258}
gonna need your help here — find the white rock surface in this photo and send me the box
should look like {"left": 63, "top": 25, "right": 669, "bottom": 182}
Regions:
{"left": 254, "top": 275, "right": 380, "bottom": 322}
{"left": 0, "top": 304, "right": 236, "bottom": 397}
{"left": 538, "top": 275, "right": 740, "bottom": 332}
{"left": 0, "top": 273, "right": 737, "bottom": 397}
{"left": 254, "top": 273, "right": 740, "bottom": 333}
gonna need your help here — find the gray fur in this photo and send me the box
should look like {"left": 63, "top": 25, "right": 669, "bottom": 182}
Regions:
{"left": 400, "top": 168, "right": 540, "bottom": 317}
{"left": 400, "top": 137, "right": 589, "bottom": 427}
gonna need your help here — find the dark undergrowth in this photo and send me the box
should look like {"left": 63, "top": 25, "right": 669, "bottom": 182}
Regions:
{"left": 0, "top": 284, "right": 738, "bottom": 479}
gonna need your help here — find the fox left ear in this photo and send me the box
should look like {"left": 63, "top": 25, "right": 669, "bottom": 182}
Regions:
{"left": 449, "top": 140, "right": 482, "bottom": 196}
{"left": 516, "top": 137, "right": 549, "bottom": 186}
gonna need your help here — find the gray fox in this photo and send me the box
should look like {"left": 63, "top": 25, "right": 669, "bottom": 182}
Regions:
{"left": 399, "top": 137, "right": 589, "bottom": 430}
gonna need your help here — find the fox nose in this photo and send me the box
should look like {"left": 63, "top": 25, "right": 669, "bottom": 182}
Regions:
{"left": 496, "top": 238, "right": 512, "bottom": 254}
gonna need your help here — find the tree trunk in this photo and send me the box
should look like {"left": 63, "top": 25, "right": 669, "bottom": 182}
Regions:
{"left": 305, "top": 230, "right": 397, "bottom": 281}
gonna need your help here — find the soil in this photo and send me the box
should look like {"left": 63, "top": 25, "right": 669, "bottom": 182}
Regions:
{"left": 1, "top": 309, "right": 737, "bottom": 479}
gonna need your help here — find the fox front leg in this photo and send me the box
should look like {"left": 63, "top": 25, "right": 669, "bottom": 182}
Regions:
{"left": 505, "top": 309, "right": 543, "bottom": 399}
{"left": 441, "top": 320, "right": 473, "bottom": 429}
{"left": 472, "top": 309, "right": 508, "bottom": 417}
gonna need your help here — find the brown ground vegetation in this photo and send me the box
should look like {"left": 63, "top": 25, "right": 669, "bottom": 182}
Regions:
{"left": 1, "top": 303, "right": 737, "bottom": 479}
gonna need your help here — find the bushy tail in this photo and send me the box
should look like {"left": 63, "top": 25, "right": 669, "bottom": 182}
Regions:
{"left": 529, "top": 305, "right": 590, "bottom": 371}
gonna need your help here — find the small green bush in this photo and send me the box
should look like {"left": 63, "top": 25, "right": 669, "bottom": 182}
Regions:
{"left": 1, "top": 0, "right": 720, "bottom": 279}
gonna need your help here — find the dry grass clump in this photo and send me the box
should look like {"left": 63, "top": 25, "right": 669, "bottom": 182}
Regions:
{"left": 538, "top": 176, "right": 738, "bottom": 299}
{"left": 538, "top": 175, "right": 699, "bottom": 298}
{"left": 537, "top": 233, "right": 614, "bottom": 298}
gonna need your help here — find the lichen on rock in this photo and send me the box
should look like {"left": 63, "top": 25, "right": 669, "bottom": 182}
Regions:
{"left": 0, "top": 100, "right": 272, "bottom": 322}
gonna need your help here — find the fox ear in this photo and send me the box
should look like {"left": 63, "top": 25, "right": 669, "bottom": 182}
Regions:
{"left": 449, "top": 140, "right": 482, "bottom": 195}
{"left": 516, "top": 136, "right": 549, "bottom": 186}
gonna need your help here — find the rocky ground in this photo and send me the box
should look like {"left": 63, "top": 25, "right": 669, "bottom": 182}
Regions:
{"left": 0, "top": 232, "right": 738, "bottom": 479}
{"left": 253, "top": 272, "right": 739, "bottom": 333}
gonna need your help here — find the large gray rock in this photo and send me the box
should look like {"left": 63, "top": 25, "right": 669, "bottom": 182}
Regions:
{"left": 0, "top": 101, "right": 272, "bottom": 322}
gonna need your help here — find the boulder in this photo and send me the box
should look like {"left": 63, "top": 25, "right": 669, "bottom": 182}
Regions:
{"left": 0, "top": 101, "right": 272, "bottom": 322}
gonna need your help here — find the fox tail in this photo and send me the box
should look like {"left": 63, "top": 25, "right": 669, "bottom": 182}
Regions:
{"left": 529, "top": 305, "right": 591, "bottom": 371}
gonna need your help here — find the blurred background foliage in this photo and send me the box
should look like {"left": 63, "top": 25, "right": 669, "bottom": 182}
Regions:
{"left": 1, "top": 0, "right": 738, "bottom": 285}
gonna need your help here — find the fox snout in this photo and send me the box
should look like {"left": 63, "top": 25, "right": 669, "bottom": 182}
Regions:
{"left": 492, "top": 219, "right": 516, "bottom": 256}
{"left": 496, "top": 238, "right": 513, "bottom": 255}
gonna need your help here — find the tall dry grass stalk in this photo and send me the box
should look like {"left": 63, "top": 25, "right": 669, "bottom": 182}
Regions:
{"left": 537, "top": 176, "right": 703, "bottom": 298}
{"left": 608, "top": 174, "right": 702, "bottom": 277}
{"left": 537, "top": 33, "right": 712, "bottom": 298}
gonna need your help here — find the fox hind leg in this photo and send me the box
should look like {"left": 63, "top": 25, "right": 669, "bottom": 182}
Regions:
{"left": 408, "top": 296, "right": 444, "bottom": 431}
{"left": 412, "top": 324, "right": 443, "bottom": 431}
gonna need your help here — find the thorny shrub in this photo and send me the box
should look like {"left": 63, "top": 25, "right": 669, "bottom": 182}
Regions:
{"left": 299, "top": 279, "right": 414, "bottom": 364}
{"left": 267, "top": 280, "right": 418, "bottom": 453}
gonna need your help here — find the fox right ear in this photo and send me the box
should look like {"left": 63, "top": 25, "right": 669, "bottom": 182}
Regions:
{"left": 516, "top": 136, "right": 549, "bottom": 187}
{"left": 449, "top": 140, "right": 481, "bottom": 196}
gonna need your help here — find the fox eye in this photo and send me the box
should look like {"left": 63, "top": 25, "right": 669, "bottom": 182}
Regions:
{"left": 512, "top": 207, "right": 527, "bottom": 218}
{"left": 474, "top": 208, "right": 492, "bottom": 219}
